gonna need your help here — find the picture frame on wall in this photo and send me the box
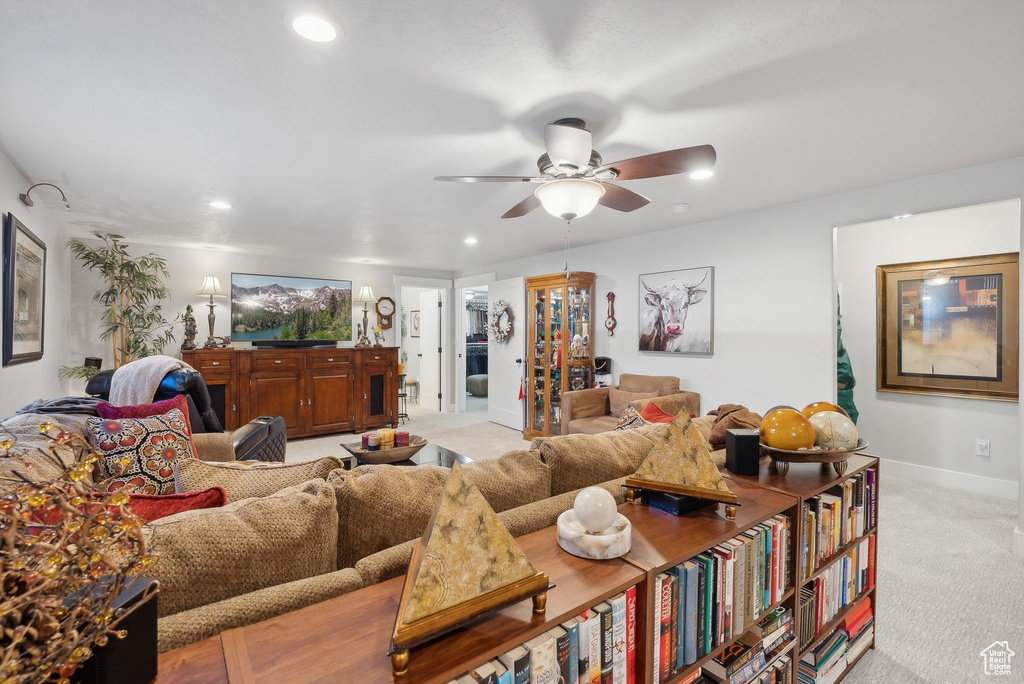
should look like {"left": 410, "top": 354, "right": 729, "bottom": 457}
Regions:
{"left": 876, "top": 252, "right": 1019, "bottom": 401}
{"left": 3, "top": 213, "right": 46, "bottom": 366}
{"left": 410, "top": 309, "right": 421, "bottom": 338}
{"left": 638, "top": 266, "right": 714, "bottom": 355}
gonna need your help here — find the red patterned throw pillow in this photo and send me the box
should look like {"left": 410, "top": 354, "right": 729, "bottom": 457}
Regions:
{"left": 122, "top": 486, "right": 227, "bottom": 522}
{"left": 639, "top": 401, "right": 678, "bottom": 424}
{"left": 86, "top": 408, "right": 199, "bottom": 495}
{"left": 614, "top": 405, "right": 648, "bottom": 431}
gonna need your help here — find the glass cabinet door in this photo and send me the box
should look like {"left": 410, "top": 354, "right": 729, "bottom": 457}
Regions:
{"left": 531, "top": 287, "right": 547, "bottom": 433}
{"left": 548, "top": 286, "right": 564, "bottom": 434}
{"left": 567, "top": 283, "right": 593, "bottom": 391}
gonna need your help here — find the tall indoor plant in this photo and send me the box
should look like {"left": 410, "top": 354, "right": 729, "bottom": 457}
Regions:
{"left": 65, "top": 232, "right": 177, "bottom": 376}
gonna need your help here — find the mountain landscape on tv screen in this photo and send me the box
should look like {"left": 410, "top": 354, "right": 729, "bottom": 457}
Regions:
{"left": 231, "top": 277, "right": 352, "bottom": 341}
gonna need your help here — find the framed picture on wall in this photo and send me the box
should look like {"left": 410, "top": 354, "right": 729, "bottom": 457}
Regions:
{"left": 638, "top": 266, "right": 714, "bottom": 355}
{"left": 3, "top": 213, "right": 46, "bottom": 366}
{"left": 876, "top": 252, "right": 1019, "bottom": 401}
{"left": 410, "top": 309, "right": 421, "bottom": 338}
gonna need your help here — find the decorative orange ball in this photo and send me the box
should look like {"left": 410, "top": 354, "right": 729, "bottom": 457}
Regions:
{"left": 801, "top": 401, "right": 842, "bottom": 419}
{"left": 760, "top": 409, "right": 816, "bottom": 450}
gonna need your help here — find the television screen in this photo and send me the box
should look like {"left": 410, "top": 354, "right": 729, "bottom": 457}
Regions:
{"left": 231, "top": 273, "right": 352, "bottom": 342}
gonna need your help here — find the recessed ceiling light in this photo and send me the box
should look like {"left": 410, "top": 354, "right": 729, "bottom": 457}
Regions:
{"left": 669, "top": 203, "right": 690, "bottom": 214}
{"left": 464, "top": 237, "right": 478, "bottom": 245}
{"left": 688, "top": 169, "right": 715, "bottom": 180}
{"left": 209, "top": 200, "right": 232, "bottom": 210}
{"left": 292, "top": 16, "right": 337, "bottom": 42}
{"left": 893, "top": 214, "right": 912, "bottom": 220}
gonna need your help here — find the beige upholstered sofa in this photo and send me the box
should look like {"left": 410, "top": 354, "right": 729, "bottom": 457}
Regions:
{"left": 563, "top": 373, "right": 701, "bottom": 434}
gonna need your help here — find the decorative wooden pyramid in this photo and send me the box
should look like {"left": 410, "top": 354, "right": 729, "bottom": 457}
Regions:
{"left": 625, "top": 412, "right": 740, "bottom": 518}
{"left": 389, "top": 461, "right": 550, "bottom": 677}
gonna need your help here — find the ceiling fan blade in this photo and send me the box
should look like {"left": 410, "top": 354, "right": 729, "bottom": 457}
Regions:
{"left": 595, "top": 144, "right": 716, "bottom": 181}
{"left": 598, "top": 183, "right": 650, "bottom": 212}
{"left": 544, "top": 123, "right": 593, "bottom": 171}
{"left": 501, "top": 194, "right": 541, "bottom": 219}
{"left": 435, "top": 175, "right": 547, "bottom": 183}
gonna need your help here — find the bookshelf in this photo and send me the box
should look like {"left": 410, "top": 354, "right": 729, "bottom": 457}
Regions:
{"left": 156, "top": 459, "right": 878, "bottom": 684}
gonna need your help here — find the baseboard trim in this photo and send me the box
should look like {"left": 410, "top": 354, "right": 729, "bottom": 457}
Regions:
{"left": 1013, "top": 526, "right": 1024, "bottom": 558}
{"left": 880, "top": 457, "right": 1018, "bottom": 500}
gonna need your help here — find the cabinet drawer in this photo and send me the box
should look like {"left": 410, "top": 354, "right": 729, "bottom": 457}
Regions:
{"left": 364, "top": 351, "right": 392, "bottom": 365}
{"left": 309, "top": 350, "right": 353, "bottom": 368}
{"left": 253, "top": 354, "right": 304, "bottom": 371}
{"left": 193, "top": 353, "right": 233, "bottom": 372}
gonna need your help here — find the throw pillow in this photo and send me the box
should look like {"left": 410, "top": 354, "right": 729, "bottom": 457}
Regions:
{"left": 614, "top": 406, "right": 648, "bottom": 431}
{"left": 143, "top": 479, "right": 338, "bottom": 617}
{"left": 124, "top": 487, "right": 227, "bottom": 522}
{"left": 173, "top": 456, "right": 345, "bottom": 501}
{"left": 533, "top": 429, "right": 664, "bottom": 496}
{"left": 87, "top": 408, "right": 198, "bottom": 495}
{"left": 608, "top": 387, "right": 658, "bottom": 418}
{"left": 640, "top": 401, "right": 678, "bottom": 424}
{"left": 97, "top": 394, "right": 198, "bottom": 458}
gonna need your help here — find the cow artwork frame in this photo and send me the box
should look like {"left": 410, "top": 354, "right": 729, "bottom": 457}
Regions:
{"left": 638, "top": 266, "right": 714, "bottom": 355}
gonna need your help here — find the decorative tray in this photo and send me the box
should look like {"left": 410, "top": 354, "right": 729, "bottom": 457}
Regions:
{"left": 344, "top": 435, "right": 428, "bottom": 464}
{"left": 760, "top": 438, "right": 869, "bottom": 476}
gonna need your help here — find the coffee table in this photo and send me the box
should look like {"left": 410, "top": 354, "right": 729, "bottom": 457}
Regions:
{"left": 340, "top": 441, "right": 473, "bottom": 469}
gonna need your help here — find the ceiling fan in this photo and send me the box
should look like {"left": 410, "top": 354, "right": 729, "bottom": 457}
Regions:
{"left": 435, "top": 118, "right": 716, "bottom": 222}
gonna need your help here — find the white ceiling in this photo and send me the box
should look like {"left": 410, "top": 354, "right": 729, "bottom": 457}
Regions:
{"left": 2, "top": 1, "right": 1023, "bottom": 272}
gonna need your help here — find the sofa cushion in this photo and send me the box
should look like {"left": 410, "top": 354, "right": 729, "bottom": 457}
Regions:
{"left": 144, "top": 479, "right": 338, "bottom": 617}
{"left": 173, "top": 456, "right": 345, "bottom": 501}
{"left": 329, "top": 449, "right": 550, "bottom": 569}
{"left": 531, "top": 429, "right": 664, "bottom": 495}
{"left": 618, "top": 373, "right": 680, "bottom": 396}
{"left": 570, "top": 415, "right": 620, "bottom": 435}
{"left": 608, "top": 387, "right": 658, "bottom": 418}
{"left": 87, "top": 409, "right": 198, "bottom": 495}
{"left": 0, "top": 413, "right": 95, "bottom": 487}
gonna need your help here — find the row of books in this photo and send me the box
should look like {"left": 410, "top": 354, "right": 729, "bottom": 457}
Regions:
{"left": 800, "top": 468, "right": 877, "bottom": 580}
{"left": 797, "top": 536, "right": 874, "bottom": 647}
{"left": 704, "top": 605, "right": 796, "bottom": 684}
{"left": 446, "top": 585, "right": 638, "bottom": 684}
{"left": 653, "top": 515, "right": 792, "bottom": 684}
{"left": 797, "top": 598, "right": 873, "bottom": 684}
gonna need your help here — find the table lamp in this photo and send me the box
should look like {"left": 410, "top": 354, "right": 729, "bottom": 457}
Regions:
{"left": 196, "top": 275, "right": 227, "bottom": 347}
{"left": 355, "top": 284, "right": 375, "bottom": 347}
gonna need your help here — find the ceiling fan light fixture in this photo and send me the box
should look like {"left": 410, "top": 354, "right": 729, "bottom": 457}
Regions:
{"left": 688, "top": 169, "right": 715, "bottom": 180}
{"left": 534, "top": 179, "right": 605, "bottom": 222}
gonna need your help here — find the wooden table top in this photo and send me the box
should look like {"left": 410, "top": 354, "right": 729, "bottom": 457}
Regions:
{"left": 157, "top": 523, "right": 644, "bottom": 684}
{"left": 724, "top": 454, "right": 879, "bottom": 501}
{"left": 619, "top": 478, "right": 798, "bottom": 574}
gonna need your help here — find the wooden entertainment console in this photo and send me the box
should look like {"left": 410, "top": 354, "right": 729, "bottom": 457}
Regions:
{"left": 181, "top": 346, "right": 399, "bottom": 438}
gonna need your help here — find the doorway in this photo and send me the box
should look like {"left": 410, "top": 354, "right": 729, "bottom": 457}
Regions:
{"left": 462, "top": 286, "right": 489, "bottom": 414}
{"left": 398, "top": 285, "right": 445, "bottom": 412}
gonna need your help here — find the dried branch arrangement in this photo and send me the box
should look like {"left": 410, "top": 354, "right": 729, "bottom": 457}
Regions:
{"left": 0, "top": 423, "right": 156, "bottom": 683}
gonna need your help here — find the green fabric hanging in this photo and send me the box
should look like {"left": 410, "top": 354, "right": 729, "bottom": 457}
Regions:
{"left": 836, "top": 295, "right": 859, "bottom": 423}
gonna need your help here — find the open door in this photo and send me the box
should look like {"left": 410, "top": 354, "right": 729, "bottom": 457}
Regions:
{"left": 419, "top": 290, "right": 442, "bottom": 411}
{"left": 487, "top": 277, "right": 525, "bottom": 430}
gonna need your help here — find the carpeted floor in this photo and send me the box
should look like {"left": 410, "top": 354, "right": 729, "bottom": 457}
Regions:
{"left": 287, "top": 413, "right": 1024, "bottom": 682}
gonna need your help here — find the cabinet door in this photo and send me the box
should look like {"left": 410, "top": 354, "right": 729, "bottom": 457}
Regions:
{"left": 251, "top": 371, "right": 306, "bottom": 436}
{"left": 361, "top": 366, "right": 391, "bottom": 428}
{"left": 202, "top": 374, "right": 238, "bottom": 431}
{"left": 308, "top": 368, "right": 354, "bottom": 434}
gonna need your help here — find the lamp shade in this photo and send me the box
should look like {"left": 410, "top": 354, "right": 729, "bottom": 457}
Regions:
{"left": 534, "top": 179, "right": 605, "bottom": 221}
{"left": 356, "top": 284, "right": 376, "bottom": 303}
{"left": 196, "top": 275, "right": 226, "bottom": 297}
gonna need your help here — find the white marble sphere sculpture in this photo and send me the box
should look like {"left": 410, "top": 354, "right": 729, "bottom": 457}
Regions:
{"left": 557, "top": 487, "right": 632, "bottom": 560}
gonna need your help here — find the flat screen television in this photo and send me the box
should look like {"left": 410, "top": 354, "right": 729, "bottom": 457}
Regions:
{"left": 231, "top": 273, "right": 352, "bottom": 347}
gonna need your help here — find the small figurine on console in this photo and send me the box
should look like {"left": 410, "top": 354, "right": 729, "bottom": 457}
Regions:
{"left": 181, "top": 305, "right": 197, "bottom": 351}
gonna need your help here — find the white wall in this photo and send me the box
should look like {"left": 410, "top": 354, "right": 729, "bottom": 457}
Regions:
{"left": 459, "top": 155, "right": 1024, "bottom": 490}
{"left": 399, "top": 286, "right": 436, "bottom": 387}
{"left": 67, "top": 242, "right": 452, "bottom": 370}
{"left": 837, "top": 200, "right": 1020, "bottom": 497}
{"left": 0, "top": 150, "right": 69, "bottom": 416}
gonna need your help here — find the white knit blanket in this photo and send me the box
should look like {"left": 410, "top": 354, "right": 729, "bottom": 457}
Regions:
{"left": 109, "top": 355, "right": 195, "bottom": 406}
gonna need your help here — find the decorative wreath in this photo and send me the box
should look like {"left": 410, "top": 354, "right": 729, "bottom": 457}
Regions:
{"left": 489, "top": 299, "right": 515, "bottom": 343}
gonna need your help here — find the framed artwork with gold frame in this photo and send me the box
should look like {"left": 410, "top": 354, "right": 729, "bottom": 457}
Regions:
{"left": 876, "top": 252, "right": 1019, "bottom": 401}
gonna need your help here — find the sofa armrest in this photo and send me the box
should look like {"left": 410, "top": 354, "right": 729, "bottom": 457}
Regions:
{"left": 232, "top": 416, "right": 286, "bottom": 462}
{"left": 191, "top": 433, "right": 235, "bottom": 462}
{"left": 157, "top": 568, "right": 363, "bottom": 653}
{"left": 630, "top": 391, "right": 700, "bottom": 418}
{"left": 563, "top": 387, "right": 610, "bottom": 427}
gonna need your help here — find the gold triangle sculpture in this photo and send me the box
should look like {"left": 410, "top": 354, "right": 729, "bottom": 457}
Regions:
{"left": 389, "top": 461, "right": 551, "bottom": 677}
{"left": 624, "top": 411, "right": 741, "bottom": 520}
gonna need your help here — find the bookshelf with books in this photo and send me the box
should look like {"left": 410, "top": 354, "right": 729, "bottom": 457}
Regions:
{"left": 725, "top": 454, "right": 880, "bottom": 684}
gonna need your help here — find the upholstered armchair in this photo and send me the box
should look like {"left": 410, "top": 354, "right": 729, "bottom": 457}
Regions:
{"left": 563, "top": 373, "right": 700, "bottom": 435}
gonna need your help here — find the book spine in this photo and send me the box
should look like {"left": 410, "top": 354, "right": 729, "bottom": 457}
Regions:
{"left": 735, "top": 541, "right": 746, "bottom": 633}
{"left": 670, "top": 574, "right": 679, "bottom": 677}
{"left": 528, "top": 638, "right": 554, "bottom": 684}
{"left": 626, "top": 585, "right": 636, "bottom": 684}
{"left": 723, "top": 553, "right": 734, "bottom": 640}
{"left": 498, "top": 669, "right": 512, "bottom": 684}
{"left": 683, "top": 565, "right": 698, "bottom": 665}
{"left": 701, "top": 556, "right": 713, "bottom": 654}
{"left": 555, "top": 631, "right": 571, "bottom": 684}
{"left": 567, "top": 621, "right": 579, "bottom": 684}
{"left": 672, "top": 568, "right": 684, "bottom": 673}
{"left": 588, "top": 615, "right": 602, "bottom": 684}
{"left": 611, "top": 594, "right": 627, "bottom": 684}
{"left": 713, "top": 554, "right": 723, "bottom": 646}
{"left": 653, "top": 575, "right": 662, "bottom": 683}
{"left": 660, "top": 577, "right": 673, "bottom": 682}
{"left": 600, "top": 606, "right": 614, "bottom": 677}
{"left": 696, "top": 560, "right": 707, "bottom": 656}
{"left": 514, "top": 653, "right": 531, "bottom": 684}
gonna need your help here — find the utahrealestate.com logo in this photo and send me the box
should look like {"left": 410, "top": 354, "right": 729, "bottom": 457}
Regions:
{"left": 980, "top": 641, "right": 1015, "bottom": 676}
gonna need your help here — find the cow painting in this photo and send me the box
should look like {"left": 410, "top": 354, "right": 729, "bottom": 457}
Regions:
{"left": 638, "top": 267, "right": 714, "bottom": 354}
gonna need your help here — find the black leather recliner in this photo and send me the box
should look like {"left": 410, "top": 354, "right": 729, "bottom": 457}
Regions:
{"left": 86, "top": 368, "right": 285, "bottom": 462}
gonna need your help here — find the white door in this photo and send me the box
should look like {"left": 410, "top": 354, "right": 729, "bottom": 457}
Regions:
{"left": 487, "top": 277, "right": 525, "bottom": 430}
{"left": 419, "top": 290, "right": 442, "bottom": 411}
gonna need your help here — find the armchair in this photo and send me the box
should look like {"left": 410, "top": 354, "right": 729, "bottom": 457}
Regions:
{"left": 563, "top": 373, "right": 700, "bottom": 435}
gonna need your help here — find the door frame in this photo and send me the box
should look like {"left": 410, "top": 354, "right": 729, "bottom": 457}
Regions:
{"left": 394, "top": 275, "right": 455, "bottom": 412}
{"left": 454, "top": 273, "right": 495, "bottom": 413}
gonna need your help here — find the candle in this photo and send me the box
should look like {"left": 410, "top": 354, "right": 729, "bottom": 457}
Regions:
{"left": 395, "top": 431, "right": 410, "bottom": 446}
{"left": 366, "top": 433, "right": 380, "bottom": 451}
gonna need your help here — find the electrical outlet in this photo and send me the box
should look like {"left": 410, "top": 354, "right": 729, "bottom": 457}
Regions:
{"left": 975, "top": 438, "right": 991, "bottom": 457}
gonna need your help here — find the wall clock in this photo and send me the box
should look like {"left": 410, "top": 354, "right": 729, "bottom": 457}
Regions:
{"left": 605, "top": 292, "right": 617, "bottom": 336}
{"left": 376, "top": 296, "right": 396, "bottom": 330}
